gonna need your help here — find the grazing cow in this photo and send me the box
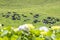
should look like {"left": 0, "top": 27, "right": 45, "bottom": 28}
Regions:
{"left": 47, "top": 17, "right": 52, "bottom": 21}
{"left": 12, "top": 13, "right": 20, "bottom": 20}
{"left": 47, "top": 17, "right": 51, "bottom": 19}
{"left": 33, "top": 20, "right": 38, "bottom": 23}
{"left": 33, "top": 19, "right": 40, "bottom": 23}
{"left": 55, "top": 18, "right": 60, "bottom": 22}
{"left": 34, "top": 14, "right": 39, "bottom": 18}
{"left": 42, "top": 17, "right": 60, "bottom": 25}
{"left": 22, "top": 14, "right": 27, "bottom": 17}
{"left": 42, "top": 19, "right": 48, "bottom": 24}
{"left": 12, "top": 16, "right": 16, "bottom": 20}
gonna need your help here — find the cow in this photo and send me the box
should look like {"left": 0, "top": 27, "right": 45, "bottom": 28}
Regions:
{"left": 55, "top": 18, "right": 60, "bottom": 22}
{"left": 22, "top": 14, "right": 27, "bottom": 17}
{"left": 33, "top": 14, "right": 39, "bottom": 18}
{"left": 42, "top": 19, "right": 48, "bottom": 24}
{"left": 33, "top": 19, "right": 40, "bottom": 23}
{"left": 12, "top": 16, "right": 16, "bottom": 20}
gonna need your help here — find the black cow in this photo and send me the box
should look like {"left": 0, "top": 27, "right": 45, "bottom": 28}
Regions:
{"left": 47, "top": 17, "right": 51, "bottom": 19}
{"left": 12, "top": 13, "right": 20, "bottom": 20}
{"left": 47, "top": 17, "right": 53, "bottom": 21}
{"left": 12, "top": 16, "right": 16, "bottom": 20}
{"left": 33, "top": 19, "right": 40, "bottom": 23}
{"left": 42, "top": 19, "right": 48, "bottom": 24}
{"left": 22, "top": 14, "right": 27, "bottom": 17}
{"left": 55, "top": 18, "right": 60, "bottom": 22}
{"left": 34, "top": 14, "right": 39, "bottom": 18}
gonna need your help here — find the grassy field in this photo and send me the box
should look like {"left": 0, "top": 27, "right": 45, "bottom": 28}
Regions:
{"left": 0, "top": 0, "right": 60, "bottom": 27}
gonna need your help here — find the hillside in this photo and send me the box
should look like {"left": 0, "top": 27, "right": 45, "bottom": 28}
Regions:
{"left": 0, "top": 0, "right": 60, "bottom": 8}
{"left": 0, "top": 0, "right": 60, "bottom": 27}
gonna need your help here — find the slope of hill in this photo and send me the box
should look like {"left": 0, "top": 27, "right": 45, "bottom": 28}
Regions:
{"left": 0, "top": 0, "right": 60, "bottom": 8}
{"left": 0, "top": 0, "right": 60, "bottom": 27}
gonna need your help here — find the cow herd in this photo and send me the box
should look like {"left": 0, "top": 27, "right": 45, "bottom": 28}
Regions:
{"left": 2, "top": 12, "right": 20, "bottom": 20}
{"left": 42, "top": 17, "right": 60, "bottom": 25}
{"left": 1, "top": 12, "right": 60, "bottom": 25}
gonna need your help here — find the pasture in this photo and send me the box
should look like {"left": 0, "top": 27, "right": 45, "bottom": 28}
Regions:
{"left": 0, "top": 0, "right": 60, "bottom": 27}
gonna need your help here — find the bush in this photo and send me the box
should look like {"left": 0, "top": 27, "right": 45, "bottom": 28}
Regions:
{"left": 0, "top": 25, "right": 60, "bottom": 40}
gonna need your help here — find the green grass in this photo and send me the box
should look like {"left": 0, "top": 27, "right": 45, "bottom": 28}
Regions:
{"left": 0, "top": 0, "right": 60, "bottom": 27}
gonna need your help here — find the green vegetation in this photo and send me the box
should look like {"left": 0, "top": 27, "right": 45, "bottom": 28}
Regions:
{"left": 0, "top": 0, "right": 60, "bottom": 40}
{"left": 0, "top": 0, "right": 60, "bottom": 27}
{"left": 0, "top": 25, "right": 60, "bottom": 40}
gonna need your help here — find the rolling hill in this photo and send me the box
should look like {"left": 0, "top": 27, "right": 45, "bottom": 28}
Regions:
{"left": 0, "top": 0, "right": 60, "bottom": 27}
